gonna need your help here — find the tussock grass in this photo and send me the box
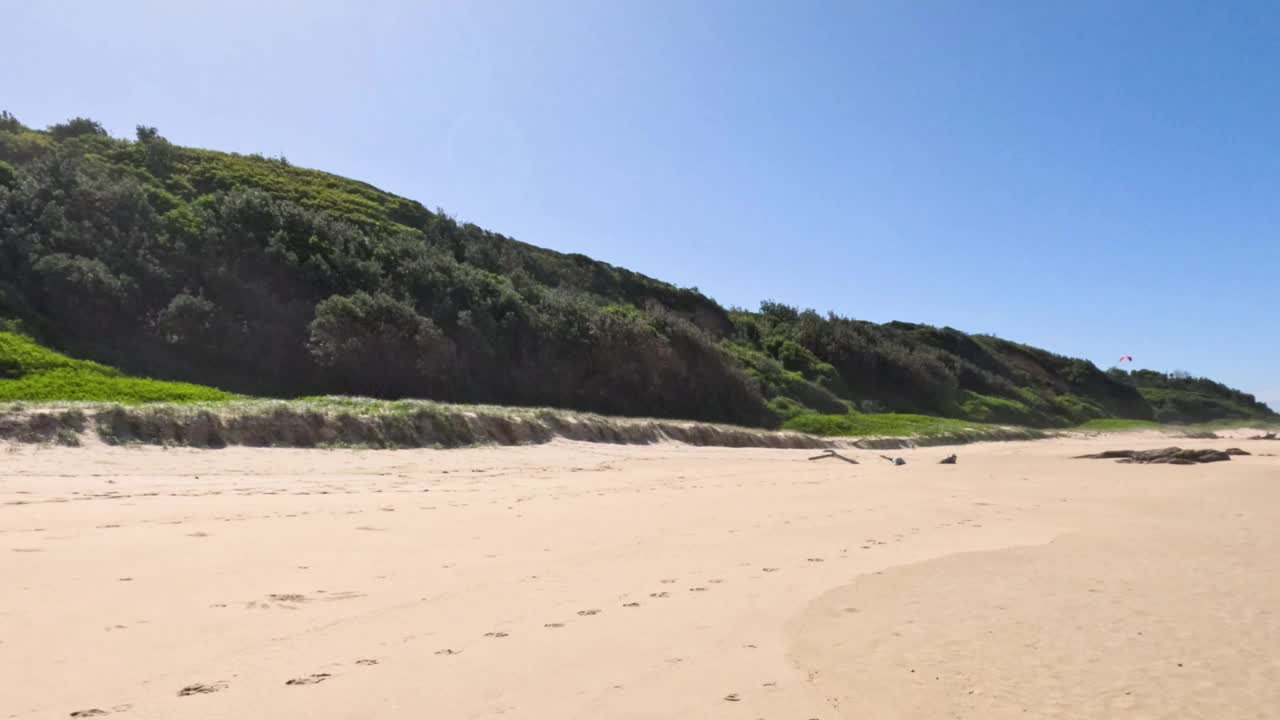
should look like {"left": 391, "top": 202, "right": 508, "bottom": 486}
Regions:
{"left": 0, "top": 398, "right": 830, "bottom": 450}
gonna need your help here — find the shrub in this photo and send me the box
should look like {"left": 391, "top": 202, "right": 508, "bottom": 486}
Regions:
{"left": 48, "top": 117, "right": 107, "bottom": 141}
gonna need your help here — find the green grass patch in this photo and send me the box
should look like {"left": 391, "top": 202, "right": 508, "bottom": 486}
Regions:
{"left": 782, "top": 411, "right": 997, "bottom": 438}
{"left": 1075, "top": 418, "right": 1162, "bottom": 432}
{"left": 958, "top": 391, "right": 1049, "bottom": 425}
{"left": 0, "top": 368, "right": 237, "bottom": 403}
{"left": 0, "top": 331, "right": 236, "bottom": 403}
{"left": 0, "top": 332, "right": 119, "bottom": 378}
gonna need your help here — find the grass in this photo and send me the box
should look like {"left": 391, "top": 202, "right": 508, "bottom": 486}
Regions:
{"left": 958, "top": 391, "right": 1047, "bottom": 426}
{"left": 0, "top": 331, "right": 118, "bottom": 377}
{"left": 0, "top": 397, "right": 828, "bottom": 450}
{"left": 0, "top": 332, "right": 237, "bottom": 403}
{"left": 1075, "top": 417, "right": 1280, "bottom": 434}
{"left": 782, "top": 411, "right": 1000, "bottom": 438}
{"left": 1075, "top": 418, "right": 1163, "bottom": 432}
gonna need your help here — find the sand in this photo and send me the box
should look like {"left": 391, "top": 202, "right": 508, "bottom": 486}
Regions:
{"left": 2, "top": 431, "right": 1278, "bottom": 719}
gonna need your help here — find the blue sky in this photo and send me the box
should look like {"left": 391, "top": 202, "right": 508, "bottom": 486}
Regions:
{"left": 6, "top": 1, "right": 1277, "bottom": 407}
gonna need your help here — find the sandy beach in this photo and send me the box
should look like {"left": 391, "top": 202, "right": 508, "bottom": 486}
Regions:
{"left": 3, "top": 431, "right": 1278, "bottom": 719}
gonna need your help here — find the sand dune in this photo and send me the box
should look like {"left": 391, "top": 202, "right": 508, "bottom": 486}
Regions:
{"left": 2, "top": 431, "right": 1277, "bottom": 719}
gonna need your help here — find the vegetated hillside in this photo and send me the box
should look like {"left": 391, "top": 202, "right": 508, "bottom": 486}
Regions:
{"left": 1108, "top": 369, "right": 1275, "bottom": 424}
{"left": 0, "top": 112, "right": 1272, "bottom": 428}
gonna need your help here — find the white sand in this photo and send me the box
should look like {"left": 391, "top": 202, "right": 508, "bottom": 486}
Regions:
{"left": 2, "top": 431, "right": 1278, "bottom": 719}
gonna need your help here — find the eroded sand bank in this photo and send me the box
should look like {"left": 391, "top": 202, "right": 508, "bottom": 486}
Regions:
{"left": 2, "top": 432, "right": 1277, "bottom": 719}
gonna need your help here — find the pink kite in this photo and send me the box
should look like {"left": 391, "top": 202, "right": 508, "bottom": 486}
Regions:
{"left": 1118, "top": 355, "right": 1133, "bottom": 362}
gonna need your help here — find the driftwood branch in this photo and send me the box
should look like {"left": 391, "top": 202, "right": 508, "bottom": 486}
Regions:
{"left": 808, "top": 449, "right": 859, "bottom": 464}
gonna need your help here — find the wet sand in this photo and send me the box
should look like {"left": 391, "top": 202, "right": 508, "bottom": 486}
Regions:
{"left": 2, "top": 432, "right": 1278, "bottom": 719}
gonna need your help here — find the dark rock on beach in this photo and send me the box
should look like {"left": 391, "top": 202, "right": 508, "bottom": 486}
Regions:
{"left": 1074, "top": 447, "right": 1234, "bottom": 464}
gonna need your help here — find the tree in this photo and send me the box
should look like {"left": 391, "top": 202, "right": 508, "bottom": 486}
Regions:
{"left": 135, "top": 125, "right": 176, "bottom": 176}
{"left": 48, "top": 117, "right": 107, "bottom": 141}
{"left": 156, "top": 293, "right": 219, "bottom": 346}
{"left": 308, "top": 292, "right": 456, "bottom": 398}
{"left": 31, "top": 253, "right": 135, "bottom": 336}
{"left": 0, "top": 111, "right": 22, "bottom": 133}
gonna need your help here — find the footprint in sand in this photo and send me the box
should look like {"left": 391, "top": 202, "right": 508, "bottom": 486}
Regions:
{"left": 689, "top": 587, "right": 708, "bottom": 592}
{"left": 807, "top": 558, "right": 825, "bottom": 563}
{"left": 483, "top": 631, "right": 510, "bottom": 638}
{"left": 435, "top": 648, "right": 461, "bottom": 655}
{"left": 178, "top": 681, "right": 228, "bottom": 697}
{"left": 660, "top": 579, "right": 677, "bottom": 584}
{"left": 286, "top": 673, "right": 331, "bottom": 686}
{"left": 70, "top": 710, "right": 108, "bottom": 717}
{"left": 544, "top": 623, "right": 565, "bottom": 628}
{"left": 268, "top": 593, "right": 307, "bottom": 603}
{"left": 763, "top": 567, "right": 780, "bottom": 573}
{"left": 622, "top": 602, "right": 640, "bottom": 608}
{"left": 724, "top": 693, "right": 741, "bottom": 702}
{"left": 577, "top": 609, "right": 602, "bottom": 616}
{"left": 649, "top": 591, "right": 670, "bottom": 598}
{"left": 354, "top": 659, "right": 379, "bottom": 666}
{"left": 708, "top": 579, "right": 724, "bottom": 584}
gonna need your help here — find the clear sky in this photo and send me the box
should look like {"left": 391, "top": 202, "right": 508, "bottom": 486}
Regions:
{"left": 6, "top": 1, "right": 1277, "bottom": 407}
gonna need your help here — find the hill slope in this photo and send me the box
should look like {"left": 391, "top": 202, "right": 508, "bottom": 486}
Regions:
{"left": 0, "top": 112, "right": 1272, "bottom": 427}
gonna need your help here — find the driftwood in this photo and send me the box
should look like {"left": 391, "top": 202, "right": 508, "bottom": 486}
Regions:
{"left": 1074, "top": 447, "right": 1233, "bottom": 464}
{"left": 879, "top": 455, "right": 906, "bottom": 466}
{"left": 939, "top": 454, "right": 958, "bottom": 464}
{"left": 808, "top": 449, "right": 859, "bottom": 464}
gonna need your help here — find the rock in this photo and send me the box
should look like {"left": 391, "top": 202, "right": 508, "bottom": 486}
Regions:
{"left": 1187, "top": 449, "right": 1231, "bottom": 463}
{"left": 1075, "top": 447, "right": 1232, "bottom": 465}
{"left": 1074, "top": 450, "right": 1140, "bottom": 459}
{"left": 939, "top": 454, "right": 957, "bottom": 464}
{"left": 1225, "top": 448, "right": 1251, "bottom": 456}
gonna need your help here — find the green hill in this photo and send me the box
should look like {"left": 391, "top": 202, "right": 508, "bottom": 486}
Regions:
{"left": 0, "top": 111, "right": 1272, "bottom": 427}
{"left": 1109, "top": 369, "right": 1274, "bottom": 424}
